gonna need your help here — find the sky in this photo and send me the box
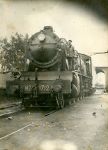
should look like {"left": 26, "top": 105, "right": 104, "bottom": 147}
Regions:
{"left": 0, "top": 0, "right": 108, "bottom": 67}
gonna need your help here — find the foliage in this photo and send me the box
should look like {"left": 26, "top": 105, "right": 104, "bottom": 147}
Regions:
{"left": 0, "top": 33, "right": 29, "bottom": 72}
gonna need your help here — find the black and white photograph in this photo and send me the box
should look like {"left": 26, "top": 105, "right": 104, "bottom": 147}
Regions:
{"left": 0, "top": 0, "right": 108, "bottom": 149}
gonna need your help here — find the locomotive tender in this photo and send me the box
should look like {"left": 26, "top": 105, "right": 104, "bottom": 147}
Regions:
{"left": 6, "top": 26, "right": 92, "bottom": 109}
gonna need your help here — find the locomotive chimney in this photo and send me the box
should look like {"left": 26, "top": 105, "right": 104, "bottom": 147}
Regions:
{"left": 44, "top": 26, "right": 53, "bottom": 32}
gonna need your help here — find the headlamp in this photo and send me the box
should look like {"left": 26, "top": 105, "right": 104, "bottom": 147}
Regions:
{"left": 38, "top": 33, "right": 45, "bottom": 42}
{"left": 53, "top": 85, "right": 62, "bottom": 92}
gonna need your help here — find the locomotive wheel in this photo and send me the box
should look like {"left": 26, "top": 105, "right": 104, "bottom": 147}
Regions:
{"left": 69, "top": 98, "right": 77, "bottom": 104}
{"left": 56, "top": 92, "right": 64, "bottom": 109}
{"left": 68, "top": 99, "right": 74, "bottom": 105}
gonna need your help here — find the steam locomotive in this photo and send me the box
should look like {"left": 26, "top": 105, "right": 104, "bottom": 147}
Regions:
{"left": 6, "top": 26, "right": 92, "bottom": 109}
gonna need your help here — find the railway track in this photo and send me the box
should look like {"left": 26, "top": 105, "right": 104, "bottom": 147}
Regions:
{"left": 0, "top": 102, "right": 21, "bottom": 110}
{"left": 0, "top": 108, "right": 59, "bottom": 141}
{"left": 0, "top": 96, "right": 78, "bottom": 119}
{"left": 0, "top": 108, "right": 24, "bottom": 118}
{"left": 0, "top": 99, "right": 62, "bottom": 118}
{"left": 0, "top": 97, "right": 76, "bottom": 118}
{"left": 0, "top": 102, "right": 23, "bottom": 118}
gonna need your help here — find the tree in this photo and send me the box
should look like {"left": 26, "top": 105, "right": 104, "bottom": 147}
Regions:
{"left": 0, "top": 33, "right": 29, "bottom": 72}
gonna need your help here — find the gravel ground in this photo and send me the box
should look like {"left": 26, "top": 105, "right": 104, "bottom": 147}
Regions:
{"left": 0, "top": 93, "right": 108, "bottom": 150}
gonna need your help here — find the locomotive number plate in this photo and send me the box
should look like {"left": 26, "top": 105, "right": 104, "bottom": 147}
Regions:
{"left": 24, "top": 85, "right": 32, "bottom": 91}
{"left": 39, "top": 84, "right": 50, "bottom": 92}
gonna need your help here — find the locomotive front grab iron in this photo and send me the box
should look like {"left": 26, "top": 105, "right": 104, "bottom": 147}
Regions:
{"left": 6, "top": 26, "right": 92, "bottom": 109}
